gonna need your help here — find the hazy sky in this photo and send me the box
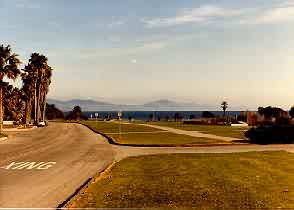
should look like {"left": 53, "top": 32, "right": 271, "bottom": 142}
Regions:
{"left": 1, "top": 0, "right": 294, "bottom": 109}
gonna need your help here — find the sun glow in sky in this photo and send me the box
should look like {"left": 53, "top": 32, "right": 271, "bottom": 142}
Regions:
{"left": 1, "top": 0, "right": 294, "bottom": 109}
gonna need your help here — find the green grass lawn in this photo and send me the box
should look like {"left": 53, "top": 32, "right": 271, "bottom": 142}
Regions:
{"left": 66, "top": 151, "right": 294, "bottom": 209}
{"left": 144, "top": 121, "right": 249, "bottom": 139}
{"left": 109, "top": 132, "right": 225, "bottom": 145}
{"left": 81, "top": 120, "right": 161, "bottom": 133}
{"left": 81, "top": 121, "right": 224, "bottom": 145}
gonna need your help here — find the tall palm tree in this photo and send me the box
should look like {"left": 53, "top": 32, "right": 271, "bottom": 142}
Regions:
{"left": 22, "top": 63, "right": 38, "bottom": 127}
{"left": 28, "top": 53, "right": 48, "bottom": 125}
{"left": 40, "top": 65, "right": 52, "bottom": 122}
{"left": 0, "top": 44, "right": 21, "bottom": 132}
{"left": 221, "top": 101, "right": 228, "bottom": 117}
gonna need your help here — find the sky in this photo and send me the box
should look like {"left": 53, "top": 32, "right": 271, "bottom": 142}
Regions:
{"left": 1, "top": 0, "right": 294, "bottom": 109}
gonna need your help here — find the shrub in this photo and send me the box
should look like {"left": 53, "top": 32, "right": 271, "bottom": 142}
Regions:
{"left": 202, "top": 111, "right": 215, "bottom": 118}
{"left": 245, "top": 125, "right": 294, "bottom": 144}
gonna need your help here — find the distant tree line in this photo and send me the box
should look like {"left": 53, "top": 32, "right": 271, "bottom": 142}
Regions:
{"left": 257, "top": 106, "right": 284, "bottom": 119}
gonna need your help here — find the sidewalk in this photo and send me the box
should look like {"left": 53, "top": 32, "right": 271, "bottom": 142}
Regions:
{"left": 2, "top": 126, "right": 37, "bottom": 132}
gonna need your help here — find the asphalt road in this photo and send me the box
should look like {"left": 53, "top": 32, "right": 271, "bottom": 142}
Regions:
{"left": 0, "top": 123, "right": 114, "bottom": 208}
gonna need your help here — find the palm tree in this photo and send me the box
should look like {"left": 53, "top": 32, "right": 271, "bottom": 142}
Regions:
{"left": 28, "top": 53, "right": 48, "bottom": 125}
{"left": 40, "top": 65, "right": 52, "bottom": 122}
{"left": 2, "top": 82, "right": 13, "bottom": 120}
{"left": 290, "top": 106, "right": 294, "bottom": 119}
{"left": 22, "top": 63, "right": 38, "bottom": 127}
{"left": 4, "top": 86, "right": 23, "bottom": 124}
{"left": 0, "top": 44, "right": 21, "bottom": 132}
{"left": 221, "top": 101, "right": 228, "bottom": 117}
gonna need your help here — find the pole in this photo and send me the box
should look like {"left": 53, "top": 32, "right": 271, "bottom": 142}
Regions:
{"left": 119, "top": 118, "right": 122, "bottom": 140}
{"left": 34, "top": 80, "right": 37, "bottom": 124}
{"left": 118, "top": 111, "right": 122, "bottom": 140}
{"left": 0, "top": 86, "right": 2, "bottom": 133}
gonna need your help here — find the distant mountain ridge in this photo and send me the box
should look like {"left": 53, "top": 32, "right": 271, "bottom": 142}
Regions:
{"left": 47, "top": 98, "right": 218, "bottom": 111}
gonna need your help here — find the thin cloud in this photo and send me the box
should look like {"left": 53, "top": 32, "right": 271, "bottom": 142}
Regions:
{"left": 254, "top": 4, "right": 294, "bottom": 24}
{"left": 14, "top": 0, "right": 42, "bottom": 9}
{"left": 47, "top": 33, "right": 206, "bottom": 60}
{"left": 144, "top": 2, "right": 294, "bottom": 28}
{"left": 144, "top": 4, "right": 246, "bottom": 28}
{"left": 106, "top": 20, "right": 126, "bottom": 28}
{"left": 47, "top": 40, "right": 170, "bottom": 59}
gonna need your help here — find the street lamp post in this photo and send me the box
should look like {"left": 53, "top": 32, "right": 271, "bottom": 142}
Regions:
{"left": 118, "top": 111, "right": 122, "bottom": 140}
{"left": 95, "top": 112, "right": 99, "bottom": 126}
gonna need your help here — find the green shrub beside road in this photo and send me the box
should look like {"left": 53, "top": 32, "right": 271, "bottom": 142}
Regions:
{"left": 246, "top": 125, "right": 294, "bottom": 144}
{"left": 66, "top": 151, "right": 294, "bottom": 209}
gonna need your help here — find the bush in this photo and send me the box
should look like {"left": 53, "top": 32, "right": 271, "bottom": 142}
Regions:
{"left": 202, "top": 111, "right": 215, "bottom": 118}
{"left": 245, "top": 125, "right": 294, "bottom": 144}
{"left": 46, "top": 104, "right": 65, "bottom": 120}
{"left": 66, "top": 105, "right": 88, "bottom": 120}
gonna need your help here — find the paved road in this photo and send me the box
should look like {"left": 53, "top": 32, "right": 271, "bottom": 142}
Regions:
{"left": 0, "top": 123, "right": 114, "bottom": 208}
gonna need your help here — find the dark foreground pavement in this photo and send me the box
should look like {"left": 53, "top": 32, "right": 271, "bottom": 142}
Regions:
{"left": 0, "top": 123, "right": 114, "bottom": 208}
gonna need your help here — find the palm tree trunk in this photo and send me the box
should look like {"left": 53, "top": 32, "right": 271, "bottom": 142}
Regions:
{"left": 34, "top": 81, "right": 37, "bottom": 125}
{"left": 39, "top": 90, "right": 44, "bottom": 121}
{"left": 36, "top": 84, "right": 41, "bottom": 124}
{"left": 24, "top": 98, "right": 32, "bottom": 127}
{"left": 42, "top": 93, "right": 47, "bottom": 122}
{"left": 0, "top": 86, "right": 3, "bottom": 133}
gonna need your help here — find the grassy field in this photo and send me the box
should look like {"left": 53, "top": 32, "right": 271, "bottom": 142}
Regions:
{"left": 81, "top": 121, "right": 224, "bottom": 145}
{"left": 143, "top": 121, "right": 249, "bottom": 139}
{"left": 81, "top": 120, "right": 161, "bottom": 133}
{"left": 109, "top": 132, "right": 225, "bottom": 145}
{"left": 66, "top": 151, "right": 294, "bottom": 209}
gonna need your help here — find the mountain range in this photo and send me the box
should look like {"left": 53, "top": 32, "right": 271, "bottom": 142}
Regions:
{"left": 47, "top": 99, "right": 218, "bottom": 111}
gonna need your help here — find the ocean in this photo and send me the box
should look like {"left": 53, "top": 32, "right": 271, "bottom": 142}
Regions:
{"left": 83, "top": 111, "right": 241, "bottom": 121}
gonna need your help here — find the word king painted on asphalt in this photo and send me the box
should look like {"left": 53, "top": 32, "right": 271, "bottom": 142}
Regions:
{"left": 0, "top": 162, "right": 56, "bottom": 170}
